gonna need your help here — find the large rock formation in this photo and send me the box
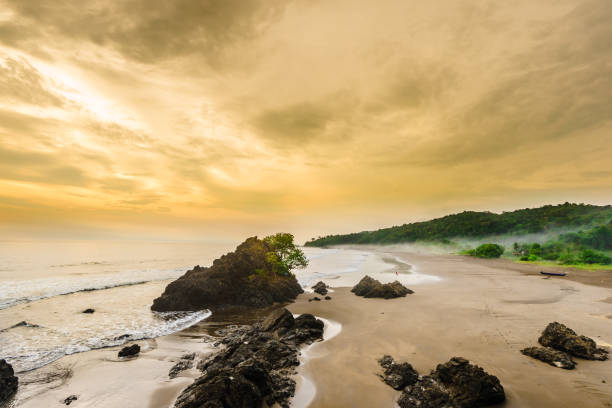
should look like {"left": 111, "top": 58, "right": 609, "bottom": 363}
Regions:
{"left": 351, "top": 275, "right": 413, "bottom": 299}
{"left": 520, "top": 347, "right": 576, "bottom": 369}
{"left": 378, "top": 355, "right": 419, "bottom": 390}
{"left": 0, "top": 359, "right": 18, "bottom": 404}
{"left": 538, "top": 322, "right": 608, "bottom": 361}
{"left": 379, "top": 356, "right": 505, "bottom": 408}
{"left": 151, "top": 237, "right": 303, "bottom": 312}
{"left": 174, "top": 308, "right": 323, "bottom": 408}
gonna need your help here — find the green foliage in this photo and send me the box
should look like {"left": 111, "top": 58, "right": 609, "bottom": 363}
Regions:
{"left": 527, "top": 254, "right": 538, "bottom": 261}
{"left": 263, "top": 233, "right": 308, "bottom": 276}
{"left": 577, "top": 249, "right": 612, "bottom": 265}
{"left": 467, "top": 243, "right": 505, "bottom": 258}
{"left": 306, "top": 203, "right": 612, "bottom": 247}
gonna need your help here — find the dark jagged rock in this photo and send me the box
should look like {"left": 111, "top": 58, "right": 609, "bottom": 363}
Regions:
{"left": 381, "top": 356, "right": 505, "bottom": 408}
{"left": 538, "top": 322, "right": 608, "bottom": 361}
{"left": 175, "top": 308, "right": 323, "bottom": 408}
{"left": 378, "top": 355, "right": 418, "bottom": 390}
{"left": 520, "top": 346, "right": 576, "bottom": 369}
{"left": 2, "top": 321, "right": 40, "bottom": 331}
{"left": 151, "top": 237, "right": 303, "bottom": 312}
{"left": 312, "top": 281, "right": 328, "bottom": 296}
{"left": 325, "top": 296, "right": 331, "bottom": 300}
{"left": 311, "top": 297, "right": 321, "bottom": 301}
{"left": 169, "top": 353, "right": 197, "bottom": 379}
{"left": 82, "top": 308, "right": 95, "bottom": 314}
{"left": 351, "top": 275, "right": 414, "bottom": 299}
{"left": 64, "top": 395, "right": 78, "bottom": 405}
{"left": 118, "top": 344, "right": 140, "bottom": 358}
{"left": 0, "top": 359, "right": 18, "bottom": 404}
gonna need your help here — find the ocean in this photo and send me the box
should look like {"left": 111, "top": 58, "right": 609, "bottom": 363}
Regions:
{"left": 0, "top": 240, "right": 436, "bottom": 373}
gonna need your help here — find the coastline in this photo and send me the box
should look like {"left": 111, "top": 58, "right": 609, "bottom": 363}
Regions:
{"left": 10, "top": 247, "right": 612, "bottom": 408}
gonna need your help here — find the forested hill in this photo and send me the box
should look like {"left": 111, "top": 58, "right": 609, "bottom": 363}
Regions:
{"left": 305, "top": 203, "right": 612, "bottom": 247}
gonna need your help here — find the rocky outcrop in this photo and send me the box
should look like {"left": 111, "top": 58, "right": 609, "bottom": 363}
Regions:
{"left": 312, "top": 281, "right": 328, "bottom": 296}
{"left": 151, "top": 237, "right": 303, "bottom": 312}
{"left": 174, "top": 308, "right": 323, "bottom": 408}
{"left": 378, "top": 355, "right": 418, "bottom": 390}
{"left": 118, "top": 344, "right": 140, "bottom": 358}
{"left": 169, "top": 353, "right": 196, "bottom": 379}
{"left": 520, "top": 347, "right": 576, "bottom": 369}
{"left": 538, "top": 322, "right": 608, "bottom": 361}
{"left": 0, "top": 359, "right": 18, "bottom": 404}
{"left": 379, "top": 356, "right": 505, "bottom": 408}
{"left": 351, "top": 276, "right": 413, "bottom": 299}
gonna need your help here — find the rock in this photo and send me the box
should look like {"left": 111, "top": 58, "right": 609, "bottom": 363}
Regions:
{"left": 0, "top": 359, "right": 18, "bottom": 404}
{"left": 312, "top": 297, "right": 321, "bottom": 301}
{"left": 520, "top": 346, "right": 576, "bottom": 369}
{"left": 433, "top": 357, "right": 505, "bottom": 407}
{"left": 260, "top": 308, "right": 295, "bottom": 334}
{"left": 118, "top": 344, "right": 140, "bottom": 357}
{"left": 169, "top": 353, "right": 196, "bottom": 379}
{"left": 114, "top": 334, "right": 131, "bottom": 341}
{"left": 64, "top": 395, "right": 78, "bottom": 405}
{"left": 82, "top": 308, "right": 95, "bottom": 314}
{"left": 312, "top": 281, "right": 328, "bottom": 296}
{"left": 538, "top": 322, "right": 608, "bottom": 361}
{"left": 378, "top": 355, "right": 418, "bottom": 390}
{"left": 151, "top": 237, "right": 304, "bottom": 312}
{"left": 351, "top": 276, "right": 414, "bottom": 299}
{"left": 175, "top": 308, "right": 323, "bottom": 408}
{"left": 325, "top": 296, "right": 331, "bottom": 300}
{"left": 381, "top": 356, "right": 505, "bottom": 408}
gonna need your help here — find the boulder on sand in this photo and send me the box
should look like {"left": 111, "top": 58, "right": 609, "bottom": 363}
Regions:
{"left": 538, "top": 322, "right": 608, "bottom": 361}
{"left": 151, "top": 237, "right": 303, "bottom": 312}
{"left": 312, "top": 281, "right": 328, "bottom": 296}
{"left": 118, "top": 344, "right": 140, "bottom": 358}
{"left": 351, "top": 276, "right": 413, "bottom": 299}
{"left": 0, "top": 359, "right": 18, "bottom": 404}
{"left": 175, "top": 308, "right": 323, "bottom": 408}
{"left": 378, "top": 355, "right": 418, "bottom": 390}
{"left": 520, "top": 346, "right": 576, "bottom": 369}
{"left": 380, "top": 356, "right": 505, "bottom": 408}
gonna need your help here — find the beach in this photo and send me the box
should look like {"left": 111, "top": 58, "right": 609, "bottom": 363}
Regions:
{"left": 4, "top": 246, "right": 612, "bottom": 407}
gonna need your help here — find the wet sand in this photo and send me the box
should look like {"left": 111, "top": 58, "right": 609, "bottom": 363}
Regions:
{"left": 288, "top": 251, "right": 612, "bottom": 408}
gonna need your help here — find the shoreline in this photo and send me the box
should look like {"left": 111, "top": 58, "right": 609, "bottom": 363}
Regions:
{"left": 10, "top": 248, "right": 612, "bottom": 407}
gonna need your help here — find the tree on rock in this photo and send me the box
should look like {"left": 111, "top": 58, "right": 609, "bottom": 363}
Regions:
{"left": 264, "top": 233, "right": 308, "bottom": 276}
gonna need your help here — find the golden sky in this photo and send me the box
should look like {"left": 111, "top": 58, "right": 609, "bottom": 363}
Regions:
{"left": 1, "top": 0, "right": 611, "bottom": 242}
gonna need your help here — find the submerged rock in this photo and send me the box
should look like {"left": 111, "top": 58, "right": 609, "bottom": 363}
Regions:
{"left": 0, "top": 359, "right": 18, "bottom": 404}
{"left": 63, "top": 395, "right": 78, "bottom": 405}
{"left": 312, "top": 281, "right": 328, "bottom": 296}
{"left": 380, "top": 356, "right": 505, "bottom": 408}
{"left": 351, "top": 276, "right": 413, "bottom": 299}
{"left": 151, "top": 237, "right": 303, "bottom": 312}
{"left": 538, "top": 322, "right": 608, "bottom": 361}
{"left": 175, "top": 308, "right": 323, "bottom": 408}
{"left": 520, "top": 346, "right": 576, "bottom": 369}
{"left": 378, "top": 355, "right": 418, "bottom": 390}
{"left": 118, "top": 344, "right": 140, "bottom": 358}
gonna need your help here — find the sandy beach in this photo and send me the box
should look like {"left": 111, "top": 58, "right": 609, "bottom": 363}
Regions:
{"left": 9, "top": 248, "right": 612, "bottom": 408}
{"left": 288, "top": 250, "right": 612, "bottom": 408}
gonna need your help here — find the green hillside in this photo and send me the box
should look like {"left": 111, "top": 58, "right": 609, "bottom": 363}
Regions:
{"left": 305, "top": 203, "right": 612, "bottom": 247}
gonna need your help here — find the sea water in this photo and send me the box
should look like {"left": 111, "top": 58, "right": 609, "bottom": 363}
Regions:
{"left": 0, "top": 240, "right": 234, "bottom": 372}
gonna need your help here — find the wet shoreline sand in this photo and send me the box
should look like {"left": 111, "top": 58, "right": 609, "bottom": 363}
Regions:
{"left": 288, "top": 251, "right": 612, "bottom": 408}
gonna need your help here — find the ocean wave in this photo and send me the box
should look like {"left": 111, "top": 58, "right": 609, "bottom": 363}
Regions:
{"left": 3, "top": 310, "right": 211, "bottom": 373}
{"left": 0, "top": 268, "right": 187, "bottom": 311}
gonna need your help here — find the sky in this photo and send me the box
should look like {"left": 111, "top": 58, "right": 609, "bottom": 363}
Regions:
{"left": 0, "top": 0, "right": 611, "bottom": 243}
